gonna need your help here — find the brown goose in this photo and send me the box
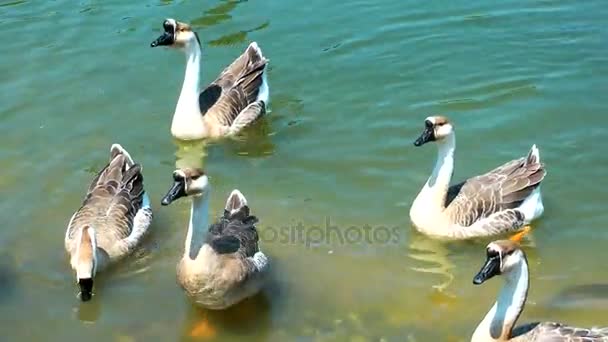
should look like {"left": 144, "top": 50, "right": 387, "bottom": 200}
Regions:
{"left": 409, "top": 115, "right": 546, "bottom": 240}
{"left": 160, "top": 168, "right": 269, "bottom": 310}
{"left": 472, "top": 239, "right": 608, "bottom": 341}
{"left": 151, "top": 18, "right": 269, "bottom": 140}
{"left": 64, "top": 144, "right": 152, "bottom": 301}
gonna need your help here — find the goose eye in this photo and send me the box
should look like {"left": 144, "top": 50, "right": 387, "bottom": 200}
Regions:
{"left": 486, "top": 249, "right": 499, "bottom": 258}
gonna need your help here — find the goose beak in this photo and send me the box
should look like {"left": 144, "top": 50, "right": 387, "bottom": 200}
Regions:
{"left": 78, "top": 278, "right": 94, "bottom": 302}
{"left": 161, "top": 179, "right": 186, "bottom": 205}
{"left": 414, "top": 126, "right": 435, "bottom": 146}
{"left": 473, "top": 255, "right": 501, "bottom": 285}
{"left": 151, "top": 32, "right": 173, "bottom": 47}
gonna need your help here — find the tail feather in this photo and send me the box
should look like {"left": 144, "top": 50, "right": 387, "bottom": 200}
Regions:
{"left": 225, "top": 189, "right": 247, "bottom": 214}
{"left": 246, "top": 42, "right": 267, "bottom": 65}
{"left": 110, "top": 143, "right": 135, "bottom": 169}
{"left": 121, "top": 164, "right": 144, "bottom": 197}
{"left": 526, "top": 144, "right": 540, "bottom": 166}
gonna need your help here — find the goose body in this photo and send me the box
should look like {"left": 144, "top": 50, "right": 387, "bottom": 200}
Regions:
{"left": 64, "top": 144, "right": 152, "bottom": 301}
{"left": 151, "top": 19, "right": 269, "bottom": 140}
{"left": 472, "top": 240, "right": 608, "bottom": 341}
{"left": 409, "top": 116, "right": 546, "bottom": 240}
{"left": 161, "top": 168, "right": 269, "bottom": 309}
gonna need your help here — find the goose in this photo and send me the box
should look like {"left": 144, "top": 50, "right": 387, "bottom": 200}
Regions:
{"left": 471, "top": 238, "right": 608, "bottom": 341}
{"left": 64, "top": 144, "right": 152, "bottom": 301}
{"left": 160, "top": 168, "right": 269, "bottom": 310}
{"left": 409, "top": 115, "right": 546, "bottom": 240}
{"left": 150, "top": 18, "right": 270, "bottom": 140}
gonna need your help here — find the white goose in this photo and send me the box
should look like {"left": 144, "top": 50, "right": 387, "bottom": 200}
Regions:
{"left": 64, "top": 144, "right": 152, "bottom": 301}
{"left": 151, "top": 18, "right": 270, "bottom": 140}
{"left": 160, "top": 168, "right": 269, "bottom": 309}
{"left": 409, "top": 115, "right": 546, "bottom": 240}
{"left": 472, "top": 239, "right": 608, "bottom": 341}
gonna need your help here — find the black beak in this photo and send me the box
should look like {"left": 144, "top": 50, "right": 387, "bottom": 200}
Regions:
{"left": 78, "top": 278, "right": 94, "bottom": 302}
{"left": 414, "top": 125, "right": 436, "bottom": 146}
{"left": 151, "top": 32, "right": 174, "bottom": 47}
{"left": 473, "top": 255, "right": 502, "bottom": 285}
{"left": 161, "top": 179, "right": 186, "bottom": 206}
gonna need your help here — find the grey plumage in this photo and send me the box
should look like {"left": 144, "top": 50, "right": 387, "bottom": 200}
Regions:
{"left": 65, "top": 144, "right": 152, "bottom": 264}
{"left": 445, "top": 145, "right": 545, "bottom": 237}
{"left": 199, "top": 42, "right": 268, "bottom": 133}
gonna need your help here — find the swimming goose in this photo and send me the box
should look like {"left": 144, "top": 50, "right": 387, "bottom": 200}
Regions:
{"left": 160, "top": 168, "right": 269, "bottom": 309}
{"left": 64, "top": 144, "right": 152, "bottom": 301}
{"left": 472, "top": 239, "right": 608, "bottom": 341}
{"left": 151, "top": 18, "right": 270, "bottom": 140}
{"left": 409, "top": 115, "right": 546, "bottom": 240}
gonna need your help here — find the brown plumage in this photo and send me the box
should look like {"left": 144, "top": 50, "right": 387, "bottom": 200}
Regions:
{"left": 151, "top": 18, "right": 269, "bottom": 139}
{"left": 65, "top": 144, "right": 152, "bottom": 271}
{"left": 410, "top": 115, "right": 547, "bottom": 239}
{"left": 446, "top": 145, "right": 546, "bottom": 227}
{"left": 199, "top": 42, "right": 268, "bottom": 128}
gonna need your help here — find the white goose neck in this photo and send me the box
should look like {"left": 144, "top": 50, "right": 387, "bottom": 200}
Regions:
{"left": 176, "top": 41, "right": 201, "bottom": 114}
{"left": 185, "top": 193, "right": 210, "bottom": 260}
{"left": 472, "top": 257, "right": 529, "bottom": 342}
{"left": 413, "top": 133, "right": 456, "bottom": 213}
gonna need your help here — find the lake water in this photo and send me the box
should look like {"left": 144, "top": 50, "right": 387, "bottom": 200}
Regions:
{"left": 1, "top": 0, "right": 607, "bottom": 341}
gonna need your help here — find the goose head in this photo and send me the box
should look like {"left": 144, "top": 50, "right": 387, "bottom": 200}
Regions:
{"left": 473, "top": 240, "right": 525, "bottom": 285}
{"left": 70, "top": 226, "right": 98, "bottom": 301}
{"left": 413, "top": 115, "right": 454, "bottom": 146}
{"left": 150, "top": 18, "right": 201, "bottom": 49}
{"left": 161, "top": 168, "right": 209, "bottom": 205}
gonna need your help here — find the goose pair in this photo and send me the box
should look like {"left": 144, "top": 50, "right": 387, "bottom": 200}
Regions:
{"left": 409, "top": 115, "right": 546, "bottom": 240}
{"left": 150, "top": 19, "right": 270, "bottom": 140}
{"left": 65, "top": 145, "right": 268, "bottom": 308}
{"left": 472, "top": 239, "right": 608, "bottom": 341}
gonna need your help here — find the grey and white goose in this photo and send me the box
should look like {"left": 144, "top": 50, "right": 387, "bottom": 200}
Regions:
{"left": 151, "top": 18, "right": 270, "bottom": 140}
{"left": 161, "top": 168, "right": 269, "bottom": 309}
{"left": 409, "top": 115, "right": 546, "bottom": 240}
{"left": 64, "top": 144, "right": 152, "bottom": 301}
{"left": 472, "top": 239, "right": 608, "bottom": 341}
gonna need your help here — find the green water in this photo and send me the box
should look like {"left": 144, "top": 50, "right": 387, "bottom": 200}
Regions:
{"left": 1, "top": 0, "right": 607, "bottom": 340}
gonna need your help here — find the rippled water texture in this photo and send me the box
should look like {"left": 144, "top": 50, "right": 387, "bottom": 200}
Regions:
{"left": 1, "top": 0, "right": 607, "bottom": 340}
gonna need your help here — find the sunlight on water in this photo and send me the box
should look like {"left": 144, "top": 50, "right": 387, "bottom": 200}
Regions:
{"left": 0, "top": 0, "right": 607, "bottom": 340}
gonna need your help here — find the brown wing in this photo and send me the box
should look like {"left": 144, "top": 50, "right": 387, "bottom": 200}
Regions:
{"left": 512, "top": 322, "right": 608, "bottom": 341}
{"left": 445, "top": 146, "right": 546, "bottom": 227}
{"left": 200, "top": 43, "right": 268, "bottom": 125}
{"left": 69, "top": 151, "right": 145, "bottom": 242}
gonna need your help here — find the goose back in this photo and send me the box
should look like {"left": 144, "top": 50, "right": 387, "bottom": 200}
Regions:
{"left": 445, "top": 146, "right": 546, "bottom": 227}
{"left": 67, "top": 148, "right": 147, "bottom": 250}
{"left": 205, "top": 205, "right": 260, "bottom": 258}
{"left": 511, "top": 322, "right": 608, "bottom": 341}
{"left": 199, "top": 43, "right": 268, "bottom": 126}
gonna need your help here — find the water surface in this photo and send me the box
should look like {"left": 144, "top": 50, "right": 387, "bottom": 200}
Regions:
{"left": 1, "top": 0, "right": 607, "bottom": 340}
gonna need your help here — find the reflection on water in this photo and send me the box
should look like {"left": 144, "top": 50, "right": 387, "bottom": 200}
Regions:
{"left": 408, "top": 231, "right": 456, "bottom": 295}
{"left": 0, "top": 254, "right": 17, "bottom": 304}
{"left": 74, "top": 298, "right": 102, "bottom": 323}
{"left": 191, "top": 0, "right": 246, "bottom": 28}
{"left": 223, "top": 118, "right": 276, "bottom": 157}
{"left": 209, "top": 22, "right": 270, "bottom": 47}
{"left": 180, "top": 292, "right": 272, "bottom": 340}
{"left": 188, "top": 0, "right": 270, "bottom": 47}
{"left": 174, "top": 139, "right": 209, "bottom": 169}
{"left": 548, "top": 284, "right": 608, "bottom": 310}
